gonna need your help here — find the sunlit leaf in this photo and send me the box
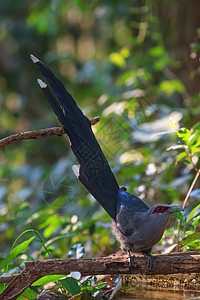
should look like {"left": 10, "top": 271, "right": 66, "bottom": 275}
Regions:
{"left": 109, "top": 52, "right": 126, "bottom": 68}
{"left": 177, "top": 128, "right": 191, "bottom": 142}
{"left": 186, "top": 204, "right": 200, "bottom": 223}
{"left": 16, "top": 287, "right": 38, "bottom": 300}
{"left": 0, "top": 237, "right": 34, "bottom": 271}
{"left": 32, "top": 275, "right": 65, "bottom": 286}
{"left": 120, "top": 48, "right": 130, "bottom": 58}
{"left": 159, "top": 79, "right": 185, "bottom": 96}
{"left": 188, "top": 133, "right": 198, "bottom": 147}
{"left": 182, "top": 232, "right": 200, "bottom": 245}
{"left": 176, "top": 152, "right": 187, "bottom": 163}
{"left": 149, "top": 45, "right": 164, "bottom": 57}
{"left": 192, "top": 216, "right": 200, "bottom": 227}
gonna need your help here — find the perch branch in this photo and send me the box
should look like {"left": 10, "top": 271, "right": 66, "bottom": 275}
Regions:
{"left": 1, "top": 252, "right": 200, "bottom": 300}
{"left": 0, "top": 116, "right": 100, "bottom": 149}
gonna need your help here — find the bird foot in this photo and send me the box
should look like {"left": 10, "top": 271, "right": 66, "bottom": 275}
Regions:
{"left": 143, "top": 252, "right": 153, "bottom": 271}
{"left": 127, "top": 250, "right": 134, "bottom": 269}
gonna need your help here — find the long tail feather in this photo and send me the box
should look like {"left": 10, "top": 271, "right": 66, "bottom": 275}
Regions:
{"left": 31, "top": 55, "right": 119, "bottom": 219}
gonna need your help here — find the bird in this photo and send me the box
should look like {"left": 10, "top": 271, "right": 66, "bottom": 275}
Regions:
{"left": 30, "top": 54, "right": 183, "bottom": 270}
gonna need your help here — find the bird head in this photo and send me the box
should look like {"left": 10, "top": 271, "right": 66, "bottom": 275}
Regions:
{"left": 150, "top": 203, "right": 183, "bottom": 215}
{"left": 140, "top": 203, "right": 183, "bottom": 247}
{"left": 146, "top": 203, "right": 183, "bottom": 231}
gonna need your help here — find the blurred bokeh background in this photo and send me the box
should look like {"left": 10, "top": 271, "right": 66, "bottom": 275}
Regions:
{"left": 0, "top": 0, "right": 200, "bottom": 261}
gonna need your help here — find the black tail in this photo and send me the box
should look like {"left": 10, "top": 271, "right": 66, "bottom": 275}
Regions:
{"left": 31, "top": 55, "right": 119, "bottom": 219}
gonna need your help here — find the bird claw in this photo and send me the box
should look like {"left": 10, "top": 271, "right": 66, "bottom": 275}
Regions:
{"left": 144, "top": 253, "right": 153, "bottom": 271}
{"left": 128, "top": 250, "right": 134, "bottom": 269}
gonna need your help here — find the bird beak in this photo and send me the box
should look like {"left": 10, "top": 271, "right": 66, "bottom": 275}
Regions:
{"left": 169, "top": 205, "right": 183, "bottom": 213}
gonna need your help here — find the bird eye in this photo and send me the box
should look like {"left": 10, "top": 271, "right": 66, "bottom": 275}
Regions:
{"left": 152, "top": 206, "right": 168, "bottom": 214}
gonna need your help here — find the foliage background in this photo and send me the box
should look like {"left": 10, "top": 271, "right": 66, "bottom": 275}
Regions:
{"left": 0, "top": 0, "right": 200, "bottom": 264}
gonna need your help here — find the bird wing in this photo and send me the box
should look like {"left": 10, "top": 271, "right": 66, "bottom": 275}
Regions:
{"left": 31, "top": 55, "right": 119, "bottom": 220}
{"left": 116, "top": 187, "right": 149, "bottom": 214}
{"left": 115, "top": 187, "right": 149, "bottom": 236}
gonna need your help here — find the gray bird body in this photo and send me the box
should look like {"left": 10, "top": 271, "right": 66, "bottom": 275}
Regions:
{"left": 113, "top": 206, "right": 172, "bottom": 252}
{"left": 112, "top": 187, "right": 182, "bottom": 254}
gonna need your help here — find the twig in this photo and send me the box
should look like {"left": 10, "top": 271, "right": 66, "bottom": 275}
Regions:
{"left": 183, "top": 168, "right": 200, "bottom": 209}
{"left": 177, "top": 168, "right": 200, "bottom": 250}
{"left": 1, "top": 253, "right": 200, "bottom": 300}
{"left": 0, "top": 116, "right": 100, "bottom": 149}
{"left": 29, "top": 223, "right": 52, "bottom": 259}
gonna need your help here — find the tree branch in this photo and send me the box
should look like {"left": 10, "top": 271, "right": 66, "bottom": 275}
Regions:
{"left": 0, "top": 252, "right": 200, "bottom": 300}
{"left": 0, "top": 116, "right": 100, "bottom": 149}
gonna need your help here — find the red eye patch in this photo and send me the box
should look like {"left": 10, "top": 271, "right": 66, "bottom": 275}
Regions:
{"left": 152, "top": 206, "right": 170, "bottom": 214}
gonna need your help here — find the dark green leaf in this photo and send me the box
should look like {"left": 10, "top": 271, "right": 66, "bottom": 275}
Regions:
{"left": 173, "top": 211, "right": 184, "bottom": 223}
{"left": 61, "top": 277, "right": 81, "bottom": 295}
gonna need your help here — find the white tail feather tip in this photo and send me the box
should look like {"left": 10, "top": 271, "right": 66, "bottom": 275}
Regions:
{"left": 37, "top": 79, "right": 47, "bottom": 88}
{"left": 30, "top": 54, "right": 40, "bottom": 63}
{"left": 72, "top": 165, "right": 80, "bottom": 178}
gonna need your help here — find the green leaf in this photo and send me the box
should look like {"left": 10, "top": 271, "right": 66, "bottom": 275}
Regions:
{"left": 191, "top": 143, "right": 200, "bottom": 154}
{"left": 0, "top": 285, "right": 4, "bottom": 293}
{"left": 0, "top": 237, "right": 35, "bottom": 271}
{"left": 43, "top": 216, "right": 62, "bottom": 238}
{"left": 192, "top": 216, "right": 200, "bottom": 227}
{"left": 32, "top": 275, "right": 65, "bottom": 286}
{"left": 120, "top": 48, "right": 130, "bottom": 58}
{"left": 193, "top": 122, "right": 200, "bottom": 131}
{"left": 109, "top": 52, "right": 126, "bottom": 68}
{"left": 154, "top": 55, "right": 169, "bottom": 71}
{"left": 186, "top": 204, "right": 200, "bottom": 223}
{"left": 173, "top": 211, "right": 184, "bottom": 223}
{"left": 177, "top": 128, "right": 191, "bottom": 143}
{"left": 182, "top": 232, "right": 200, "bottom": 246}
{"left": 159, "top": 79, "right": 185, "bottom": 96}
{"left": 176, "top": 152, "right": 187, "bottom": 163}
{"left": 188, "top": 133, "right": 198, "bottom": 147}
{"left": 61, "top": 277, "right": 81, "bottom": 295}
{"left": 149, "top": 45, "right": 164, "bottom": 57}
{"left": 16, "top": 287, "right": 38, "bottom": 300}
